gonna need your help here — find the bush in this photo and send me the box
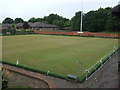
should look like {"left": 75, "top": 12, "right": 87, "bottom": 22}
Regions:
{"left": 2, "top": 29, "right": 16, "bottom": 35}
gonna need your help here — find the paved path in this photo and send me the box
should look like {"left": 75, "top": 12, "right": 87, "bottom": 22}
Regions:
{"left": 84, "top": 50, "right": 119, "bottom": 88}
{"left": 1, "top": 63, "right": 80, "bottom": 88}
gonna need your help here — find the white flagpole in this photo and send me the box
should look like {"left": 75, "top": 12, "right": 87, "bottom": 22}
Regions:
{"left": 78, "top": 0, "right": 83, "bottom": 34}
{"left": 80, "top": 11, "right": 83, "bottom": 33}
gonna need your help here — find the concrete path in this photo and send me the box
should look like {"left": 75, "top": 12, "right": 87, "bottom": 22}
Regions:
{"left": 83, "top": 50, "right": 119, "bottom": 88}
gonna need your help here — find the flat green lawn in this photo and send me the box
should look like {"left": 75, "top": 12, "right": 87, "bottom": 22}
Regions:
{"left": 2, "top": 35, "right": 119, "bottom": 76}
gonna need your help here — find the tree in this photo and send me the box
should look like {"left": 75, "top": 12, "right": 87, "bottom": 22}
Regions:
{"left": 23, "top": 22, "right": 30, "bottom": 29}
{"left": 43, "top": 14, "right": 60, "bottom": 24}
{"left": 112, "top": 5, "right": 120, "bottom": 18}
{"left": 43, "top": 14, "right": 70, "bottom": 27}
{"left": 11, "top": 24, "right": 16, "bottom": 34}
{"left": 2, "top": 17, "right": 14, "bottom": 24}
{"left": 82, "top": 7, "right": 119, "bottom": 32}
{"left": 14, "top": 18, "right": 24, "bottom": 24}
{"left": 28, "top": 17, "right": 42, "bottom": 22}
{"left": 53, "top": 20, "right": 64, "bottom": 29}
{"left": 64, "top": 21, "right": 71, "bottom": 27}
{"left": 71, "top": 11, "right": 82, "bottom": 31}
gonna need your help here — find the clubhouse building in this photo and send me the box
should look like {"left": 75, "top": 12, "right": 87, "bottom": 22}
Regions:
{"left": 2, "top": 22, "right": 58, "bottom": 30}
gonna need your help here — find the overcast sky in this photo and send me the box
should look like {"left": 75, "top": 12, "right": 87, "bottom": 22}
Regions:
{"left": 0, "top": 0, "right": 119, "bottom": 22}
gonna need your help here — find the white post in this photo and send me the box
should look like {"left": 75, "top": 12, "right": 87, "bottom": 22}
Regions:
{"left": 86, "top": 70, "right": 88, "bottom": 80}
{"left": 114, "top": 45, "right": 116, "bottom": 49}
{"left": 16, "top": 60, "right": 19, "bottom": 65}
{"left": 76, "top": 61, "right": 78, "bottom": 74}
{"left": 86, "top": 70, "right": 88, "bottom": 88}
{"left": 78, "top": 0, "right": 83, "bottom": 34}
{"left": 100, "top": 60, "right": 103, "bottom": 67}
{"left": 47, "top": 70, "right": 50, "bottom": 75}
{"left": 78, "top": 11, "right": 83, "bottom": 34}
{"left": 80, "top": 11, "right": 83, "bottom": 33}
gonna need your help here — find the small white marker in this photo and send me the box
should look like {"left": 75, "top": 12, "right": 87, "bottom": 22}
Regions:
{"left": 47, "top": 70, "right": 50, "bottom": 75}
{"left": 16, "top": 60, "right": 19, "bottom": 65}
{"left": 100, "top": 60, "right": 102, "bottom": 63}
{"left": 114, "top": 46, "right": 116, "bottom": 49}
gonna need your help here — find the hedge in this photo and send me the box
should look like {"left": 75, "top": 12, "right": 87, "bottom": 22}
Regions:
{"left": 1, "top": 60, "right": 67, "bottom": 80}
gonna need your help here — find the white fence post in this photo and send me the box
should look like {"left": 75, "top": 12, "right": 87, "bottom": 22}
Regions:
{"left": 16, "top": 60, "right": 19, "bottom": 65}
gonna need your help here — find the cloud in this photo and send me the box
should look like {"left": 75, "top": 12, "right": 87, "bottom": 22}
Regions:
{"left": 0, "top": 0, "right": 119, "bottom": 22}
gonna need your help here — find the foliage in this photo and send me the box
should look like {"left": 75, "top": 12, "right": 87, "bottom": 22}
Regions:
{"left": 14, "top": 18, "right": 24, "bottom": 24}
{"left": 53, "top": 20, "right": 64, "bottom": 29}
{"left": 2, "top": 7, "right": 120, "bottom": 32}
{"left": 71, "top": 11, "right": 82, "bottom": 31}
{"left": 71, "top": 7, "right": 120, "bottom": 32}
{"left": 28, "top": 17, "right": 43, "bottom": 23}
{"left": 2, "top": 17, "right": 14, "bottom": 24}
{"left": 11, "top": 24, "right": 16, "bottom": 30}
{"left": 43, "top": 14, "right": 70, "bottom": 29}
{"left": 112, "top": 5, "right": 120, "bottom": 18}
{"left": 23, "top": 22, "right": 30, "bottom": 29}
{"left": 64, "top": 21, "right": 71, "bottom": 27}
{"left": 2, "top": 29, "right": 16, "bottom": 35}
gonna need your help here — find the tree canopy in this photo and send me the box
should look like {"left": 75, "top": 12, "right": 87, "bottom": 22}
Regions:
{"left": 23, "top": 22, "right": 30, "bottom": 29}
{"left": 2, "top": 17, "right": 14, "bottom": 24}
{"left": 42, "top": 14, "right": 69, "bottom": 29}
{"left": 112, "top": 5, "right": 120, "bottom": 18}
{"left": 2, "top": 7, "right": 120, "bottom": 32}
{"left": 28, "top": 17, "right": 43, "bottom": 23}
{"left": 14, "top": 18, "right": 24, "bottom": 24}
{"left": 71, "top": 7, "right": 119, "bottom": 32}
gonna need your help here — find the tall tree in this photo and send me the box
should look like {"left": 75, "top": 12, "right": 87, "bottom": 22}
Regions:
{"left": 28, "top": 17, "right": 43, "bottom": 22}
{"left": 53, "top": 20, "right": 64, "bottom": 29}
{"left": 82, "top": 7, "right": 119, "bottom": 32}
{"left": 14, "top": 18, "right": 24, "bottom": 24}
{"left": 71, "top": 11, "right": 82, "bottom": 31}
{"left": 2, "top": 17, "right": 14, "bottom": 24}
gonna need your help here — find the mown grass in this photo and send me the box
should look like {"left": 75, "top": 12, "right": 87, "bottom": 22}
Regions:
{"left": 2, "top": 35, "right": 119, "bottom": 76}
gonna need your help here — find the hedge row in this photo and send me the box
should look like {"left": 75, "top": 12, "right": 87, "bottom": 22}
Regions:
{"left": 1, "top": 60, "right": 67, "bottom": 80}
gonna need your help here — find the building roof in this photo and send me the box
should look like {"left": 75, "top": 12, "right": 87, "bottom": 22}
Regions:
{"left": 31, "top": 22, "right": 58, "bottom": 28}
{"left": 2, "top": 24, "right": 11, "bottom": 28}
{"left": 16, "top": 22, "right": 58, "bottom": 28}
{"left": 16, "top": 23, "right": 23, "bottom": 27}
{"left": 2, "top": 22, "right": 58, "bottom": 28}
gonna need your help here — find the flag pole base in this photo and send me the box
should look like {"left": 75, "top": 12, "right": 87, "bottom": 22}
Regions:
{"left": 77, "top": 32, "right": 83, "bottom": 34}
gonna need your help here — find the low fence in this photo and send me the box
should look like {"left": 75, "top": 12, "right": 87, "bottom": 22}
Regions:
{"left": 77, "top": 47, "right": 120, "bottom": 83}
{"left": 2, "top": 30, "right": 120, "bottom": 39}
{"left": 1, "top": 47, "right": 119, "bottom": 83}
{"left": 34, "top": 31, "right": 120, "bottom": 39}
